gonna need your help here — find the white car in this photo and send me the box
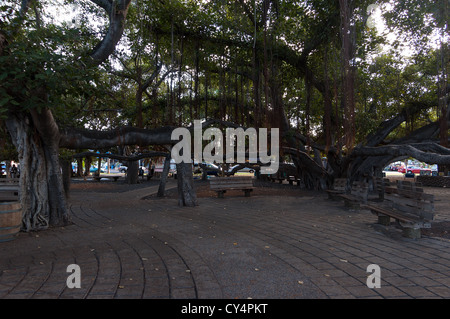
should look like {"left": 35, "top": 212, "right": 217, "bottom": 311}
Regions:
{"left": 118, "top": 165, "right": 128, "bottom": 173}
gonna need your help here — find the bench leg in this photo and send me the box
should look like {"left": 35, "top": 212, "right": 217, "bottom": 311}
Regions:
{"left": 377, "top": 215, "right": 391, "bottom": 226}
{"left": 328, "top": 193, "right": 341, "bottom": 201}
{"left": 217, "top": 191, "right": 225, "bottom": 198}
{"left": 344, "top": 199, "right": 359, "bottom": 210}
{"left": 402, "top": 227, "right": 421, "bottom": 239}
{"left": 244, "top": 189, "right": 252, "bottom": 197}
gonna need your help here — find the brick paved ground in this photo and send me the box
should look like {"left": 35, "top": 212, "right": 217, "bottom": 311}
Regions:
{"left": 0, "top": 179, "right": 449, "bottom": 299}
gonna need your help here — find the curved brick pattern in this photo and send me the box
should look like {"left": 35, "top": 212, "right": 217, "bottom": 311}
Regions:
{"left": 0, "top": 181, "right": 449, "bottom": 299}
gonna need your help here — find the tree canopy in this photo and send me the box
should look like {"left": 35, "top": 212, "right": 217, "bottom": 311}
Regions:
{"left": 0, "top": 0, "right": 449, "bottom": 230}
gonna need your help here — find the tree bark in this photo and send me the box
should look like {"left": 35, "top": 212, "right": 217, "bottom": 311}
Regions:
{"left": 339, "top": 0, "right": 356, "bottom": 150}
{"left": 5, "top": 112, "right": 70, "bottom": 231}
{"left": 126, "top": 160, "right": 139, "bottom": 184}
{"left": 176, "top": 162, "right": 197, "bottom": 207}
{"left": 60, "top": 157, "right": 72, "bottom": 197}
{"left": 157, "top": 155, "right": 171, "bottom": 197}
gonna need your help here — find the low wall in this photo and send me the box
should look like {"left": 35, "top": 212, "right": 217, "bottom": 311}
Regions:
{"left": 416, "top": 175, "right": 450, "bottom": 187}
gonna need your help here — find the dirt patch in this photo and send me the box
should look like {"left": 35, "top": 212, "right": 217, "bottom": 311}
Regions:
{"left": 422, "top": 221, "right": 450, "bottom": 239}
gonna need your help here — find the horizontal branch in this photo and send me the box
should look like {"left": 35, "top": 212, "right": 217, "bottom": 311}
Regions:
{"left": 60, "top": 126, "right": 175, "bottom": 149}
{"left": 72, "top": 151, "right": 169, "bottom": 161}
{"left": 60, "top": 120, "right": 246, "bottom": 150}
{"left": 351, "top": 143, "right": 450, "bottom": 165}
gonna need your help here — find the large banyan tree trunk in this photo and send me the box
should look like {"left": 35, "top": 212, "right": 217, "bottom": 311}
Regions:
{"left": 5, "top": 110, "right": 70, "bottom": 231}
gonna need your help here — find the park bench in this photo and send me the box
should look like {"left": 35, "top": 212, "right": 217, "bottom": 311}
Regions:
{"left": 209, "top": 176, "right": 255, "bottom": 198}
{"left": 0, "top": 178, "right": 20, "bottom": 201}
{"left": 270, "top": 174, "right": 285, "bottom": 184}
{"left": 0, "top": 185, "right": 20, "bottom": 201}
{"left": 287, "top": 176, "right": 301, "bottom": 186}
{"left": 383, "top": 180, "right": 423, "bottom": 196}
{"left": 361, "top": 180, "right": 434, "bottom": 239}
{"left": 338, "top": 181, "right": 369, "bottom": 209}
{"left": 92, "top": 175, "right": 122, "bottom": 182}
{"left": 0, "top": 178, "right": 19, "bottom": 184}
{"left": 326, "top": 178, "right": 347, "bottom": 200}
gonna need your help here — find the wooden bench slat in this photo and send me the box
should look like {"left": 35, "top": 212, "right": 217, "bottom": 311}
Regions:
{"left": 361, "top": 204, "right": 421, "bottom": 223}
{"left": 210, "top": 180, "right": 254, "bottom": 185}
{"left": 209, "top": 177, "right": 255, "bottom": 198}
{"left": 0, "top": 186, "right": 19, "bottom": 201}
{"left": 210, "top": 186, "right": 254, "bottom": 190}
{"left": 0, "top": 178, "right": 20, "bottom": 184}
{"left": 212, "top": 187, "right": 254, "bottom": 191}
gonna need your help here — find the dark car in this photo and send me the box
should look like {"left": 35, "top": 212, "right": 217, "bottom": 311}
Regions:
{"left": 202, "top": 163, "right": 221, "bottom": 176}
{"left": 228, "top": 165, "right": 255, "bottom": 174}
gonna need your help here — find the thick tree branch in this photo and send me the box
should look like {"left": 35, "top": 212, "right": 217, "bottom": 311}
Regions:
{"left": 141, "top": 63, "right": 163, "bottom": 91}
{"left": 283, "top": 146, "right": 327, "bottom": 176}
{"left": 365, "top": 111, "right": 407, "bottom": 146}
{"left": 72, "top": 151, "right": 169, "bottom": 161}
{"left": 351, "top": 143, "right": 450, "bottom": 165}
{"left": 89, "top": 0, "right": 132, "bottom": 66}
{"left": 60, "top": 126, "right": 175, "bottom": 149}
{"left": 90, "top": 0, "right": 112, "bottom": 13}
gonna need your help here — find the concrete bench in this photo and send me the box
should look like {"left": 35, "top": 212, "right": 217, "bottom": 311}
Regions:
{"left": 368, "top": 176, "right": 391, "bottom": 202}
{"left": 361, "top": 182, "right": 434, "bottom": 239}
{"left": 326, "top": 178, "right": 347, "bottom": 200}
{"left": 338, "top": 181, "right": 369, "bottom": 209}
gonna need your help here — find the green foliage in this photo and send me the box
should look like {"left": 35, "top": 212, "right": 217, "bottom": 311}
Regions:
{"left": 0, "top": 0, "right": 447, "bottom": 149}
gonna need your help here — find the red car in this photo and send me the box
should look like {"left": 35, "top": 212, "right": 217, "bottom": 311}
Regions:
{"left": 399, "top": 166, "right": 431, "bottom": 174}
{"left": 397, "top": 166, "right": 406, "bottom": 173}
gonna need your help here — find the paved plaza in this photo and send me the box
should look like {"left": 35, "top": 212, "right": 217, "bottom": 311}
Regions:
{"left": 0, "top": 179, "right": 449, "bottom": 299}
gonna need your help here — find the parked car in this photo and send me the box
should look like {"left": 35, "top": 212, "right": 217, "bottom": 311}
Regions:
{"left": 431, "top": 165, "right": 438, "bottom": 176}
{"left": 228, "top": 165, "right": 255, "bottom": 174}
{"left": 390, "top": 164, "right": 405, "bottom": 171}
{"left": 90, "top": 166, "right": 105, "bottom": 173}
{"left": 202, "top": 163, "right": 221, "bottom": 176}
{"left": 398, "top": 165, "right": 431, "bottom": 174}
{"left": 193, "top": 162, "right": 202, "bottom": 174}
{"left": 118, "top": 165, "right": 128, "bottom": 173}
